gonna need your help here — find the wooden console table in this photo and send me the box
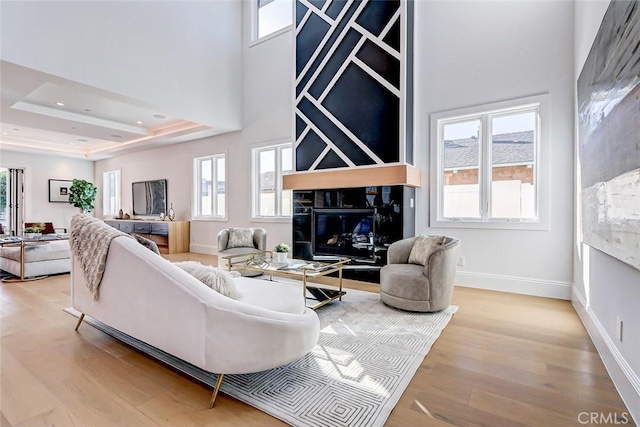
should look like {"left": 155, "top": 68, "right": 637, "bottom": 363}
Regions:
{"left": 104, "top": 220, "right": 190, "bottom": 254}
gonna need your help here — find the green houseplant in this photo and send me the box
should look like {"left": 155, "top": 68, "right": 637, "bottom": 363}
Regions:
{"left": 274, "top": 242, "right": 290, "bottom": 263}
{"left": 69, "top": 179, "right": 97, "bottom": 213}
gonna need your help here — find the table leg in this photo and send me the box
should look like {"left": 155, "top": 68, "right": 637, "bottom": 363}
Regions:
{"left": 20, "top": 241, "right": 25, "bottom": 280}
{"left": 303, "top": 270, "right": 307, "bottom": 301}
{"left": 338, "top": 266, "right": 343, "bottom": 301}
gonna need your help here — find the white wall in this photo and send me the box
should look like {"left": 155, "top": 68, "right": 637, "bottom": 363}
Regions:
{"left": 0, "top": 1, "right": 242, "bottom": 130}
{"left": 94, "top": 1, "right": 294, "bottom": 254}
{"left": 0, "top": 149, "right": 94, "bottom": 230}
{"left": 573, "top": 1, "right": 640, "bottom": 421}
{"left": 414, "top": 0, "right": 575, "bottom": 299}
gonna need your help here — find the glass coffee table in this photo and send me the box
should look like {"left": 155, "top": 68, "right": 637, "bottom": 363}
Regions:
{"left": 222, "top": 251, "right": 350, "bottom": 309}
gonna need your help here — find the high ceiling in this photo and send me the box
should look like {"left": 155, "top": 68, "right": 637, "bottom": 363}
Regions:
{"left": 0, "top": 61, "right": 219, "bottom": 160}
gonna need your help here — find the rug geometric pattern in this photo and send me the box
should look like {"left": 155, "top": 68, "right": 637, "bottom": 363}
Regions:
{"left": 221, "top": 289, "right": 457, "bottom": 427}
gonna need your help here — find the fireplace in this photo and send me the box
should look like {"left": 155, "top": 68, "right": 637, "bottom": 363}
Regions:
{"left": 292, "top": 185, "right": 415, "bottom": 281}
{"left": 313, "top": 209, "right": 376, "bottom": 261}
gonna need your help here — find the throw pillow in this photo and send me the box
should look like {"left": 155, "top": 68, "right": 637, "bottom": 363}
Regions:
{"left": 408, "top": 235, "right": 446, "bottom": 266}
{"left": 132, "top": 233, "right": 161, "bottom": 255}
{"left": 173, "top": 261, "right": 240, "bottom": 299}
{"left": 227, "top": 227, "right": 254, "bottom": 249}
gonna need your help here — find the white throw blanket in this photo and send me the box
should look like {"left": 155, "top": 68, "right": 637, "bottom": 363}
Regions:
{"left": 69, "top": 214, "right": 131, "bottom": 300}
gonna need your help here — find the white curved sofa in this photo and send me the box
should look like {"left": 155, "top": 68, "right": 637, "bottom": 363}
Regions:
{"left": 71, "top": 235, "right": 320, "bottom": 406}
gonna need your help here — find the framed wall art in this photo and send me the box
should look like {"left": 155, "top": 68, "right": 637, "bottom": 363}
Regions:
{"left": 49, "top": 179, "right": 73, "bottom": 203}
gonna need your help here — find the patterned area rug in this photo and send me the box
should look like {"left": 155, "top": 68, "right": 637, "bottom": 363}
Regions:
{"left": 224, "top": 290, "right": 457, "bottom": 427}
{"left": 65, "top": 289, "right": 456, "bottom": 427}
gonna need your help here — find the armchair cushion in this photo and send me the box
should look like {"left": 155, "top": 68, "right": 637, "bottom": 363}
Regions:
{"left": 408, "top": 235, "right": 445, "bottom": 265}
{"left": 227, "top": 227, "right": 255, "bottom": 248}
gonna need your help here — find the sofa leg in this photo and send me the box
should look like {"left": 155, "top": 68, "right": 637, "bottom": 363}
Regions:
{"left": 209, "top": 374, "right": 225, "bottom": 408}
{"left": 74, "top": 313, "right": 85, "bottom": 331}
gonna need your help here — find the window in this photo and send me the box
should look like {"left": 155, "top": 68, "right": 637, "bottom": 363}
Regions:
{"left": 253, "top": 0, "right": 292, "bottom": 42}
{"left": 430, "top": 94, "right": 549, "bottom": 229}
{"left": 253, "top": 143, "right": 292, "bottom": 218}
{"left": 102, "top": 170, "right": 120, "bottom": 216}
{"left": 194, "top": 154, "right": 226, "bottom": 219}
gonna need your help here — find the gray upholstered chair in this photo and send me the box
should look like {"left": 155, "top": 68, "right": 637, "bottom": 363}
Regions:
{"left": 380, "top": 236, "right": 460, "bottom": 312}
{"left": 217, "top": 228, "right": 267, "bottom": 277}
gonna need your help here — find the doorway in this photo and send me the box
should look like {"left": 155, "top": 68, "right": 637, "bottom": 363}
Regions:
{"left": 0, "top": 167, "right": 25, "bottom": 236}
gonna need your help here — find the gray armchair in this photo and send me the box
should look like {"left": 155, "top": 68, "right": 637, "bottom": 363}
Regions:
{"left": 380, "top": 236, "right": 460, "bottom": 312}
{"left": 217, "top": 228, "right": 267, "bottom": 277}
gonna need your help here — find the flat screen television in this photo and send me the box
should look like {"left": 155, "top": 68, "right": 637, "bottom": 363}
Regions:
{"left": 132, "top": 179, "right": 167, "bottom": 216}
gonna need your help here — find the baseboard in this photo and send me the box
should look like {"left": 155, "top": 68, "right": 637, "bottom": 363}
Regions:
{"left": 189, "top": 244, "right": 217, "bottom": 255}
{"left": 455, "top": 271, "right": 572, "bottom": 300}
{"left": 572, "top": 286, "right": 640, "bottom": 424}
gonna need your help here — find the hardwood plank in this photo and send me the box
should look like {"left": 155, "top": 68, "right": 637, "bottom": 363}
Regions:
{"left": 0, "top": 349, "right": 61, "bottom": 426}
{"left": 13, "top": 406, "right": 83, "bottom": 427}
{"left": 468, "top": 389, "right": 577, "bottom": 426}
{"left": 0, "top": 411, "right": 12, "bottom": 427}
{"left": 48, "top": 373, "right": 157, "bottom": 427}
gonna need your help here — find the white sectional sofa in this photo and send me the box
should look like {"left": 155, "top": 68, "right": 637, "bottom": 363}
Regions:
{"left": 0, "top": 239, "right": 70, "bottom": 279}
{"left": 71, "top": 233, "right": 320, "bottom": 407}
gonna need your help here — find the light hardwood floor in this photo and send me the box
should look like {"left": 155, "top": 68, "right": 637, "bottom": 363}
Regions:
{"left": 1, "top": 253, "right": 634, "bottom": 426}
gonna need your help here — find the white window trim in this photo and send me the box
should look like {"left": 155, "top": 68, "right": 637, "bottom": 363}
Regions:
{"left": 192, "top": 153, "right": 227, "bottom": 221}
{"left": 429, "top": 94, "right": 550, "bottom": 231}
{"left": 102, "top": 169, "right": 121, "bottom": 217}
{"left": 248, "top": 0, "right": 293, "bottom": 47}
{"left": 252, "top": 141, "right": 293, "bottom": 220}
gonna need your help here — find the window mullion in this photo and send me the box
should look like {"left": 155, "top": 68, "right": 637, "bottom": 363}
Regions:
{"left": 214, "top": 156, "right": 218, "bottom": 216}
{"left": 481, "top": 115, "right": 491, "bottom": 220}
{"left": 275, "top": 147, "right": 282, "bottom": 217}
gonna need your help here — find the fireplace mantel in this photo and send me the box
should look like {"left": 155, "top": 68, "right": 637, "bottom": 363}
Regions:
{"left": 283, "top": 164, "right": 421, "bottom": 191}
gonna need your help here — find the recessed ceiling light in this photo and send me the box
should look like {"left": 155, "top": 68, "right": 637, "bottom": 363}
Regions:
{"left": 153, "top": 114, "right": 166, "bottom": 119}
{"left": 13, "top": 128, "right": 18, "bottom": 131}
{"left": 111, "top": 134, "right": 122, "bottom": 138}
{"left": 136, "top": 120, "right": 143, "bottom": 124}
{"left": 69, "top": 142, "right": 75, "bottom": 146}
{"left": 84, "top": 108, "right": 91, "bottom": 112}
{"left": 77, "top": 138, "right": 88, "bottom": 142}
{"left": 56, "top": 102, "right": 64, "bottom": 106}
{"left": 1, "top": 132, "right": 8, "bottom": 136}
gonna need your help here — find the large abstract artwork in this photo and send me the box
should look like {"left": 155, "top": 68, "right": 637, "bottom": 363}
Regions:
{"left": 577, "top": 1, "right": 640, "bottom": 270}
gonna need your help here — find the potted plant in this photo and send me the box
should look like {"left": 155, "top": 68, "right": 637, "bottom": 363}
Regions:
{"left": 274, "top": 242, "right": 290, "bottom": 263}
{"left": 24, "top": 222, "right": 44, "bottom": 239}
{"left": 69, "top": 179, "right": 97, "bottom": 213}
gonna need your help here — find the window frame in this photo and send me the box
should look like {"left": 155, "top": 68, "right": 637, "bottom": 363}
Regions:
{"left": 192, "top": 153, "right": 227, "bottom": 221}
{"left": 102, "top": 169, "right": 121, "bottom": 217}
{"left": 249, "top": 0, "right": 293, "bottom": 47}
{"left": 252, "top": 142, "right": 292, "bottom": 221}
{"left": 430, "top": 94, "right": 550, "bottom": 231}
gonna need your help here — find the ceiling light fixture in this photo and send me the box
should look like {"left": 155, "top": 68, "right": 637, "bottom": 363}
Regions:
{"left": 84, "top": 108, "right": 91, "bottom": 112}
{"left": 69, "top": 142, "right": 75, "bottom": 146}
{"left": 137, "top": 120, "right": 143, "bottom": 124}
{"left": 153, "top": 114, "right": 166, "bottom": 119}
{"left": 111, "top": 134, "right": 122, "bottom": 138}
{"left": 1, "top": 132, "right": 7, "bottom": 135}
{"left": 77, "top": 138, "right": 88, "bottom": 142}
{"left": 56, "top": 102, "right": 65, "bottom": 106}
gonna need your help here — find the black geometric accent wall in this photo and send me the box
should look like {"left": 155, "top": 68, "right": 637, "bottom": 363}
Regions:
{"left": 295, "top": 0, "right": 413, "bottom": 172}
